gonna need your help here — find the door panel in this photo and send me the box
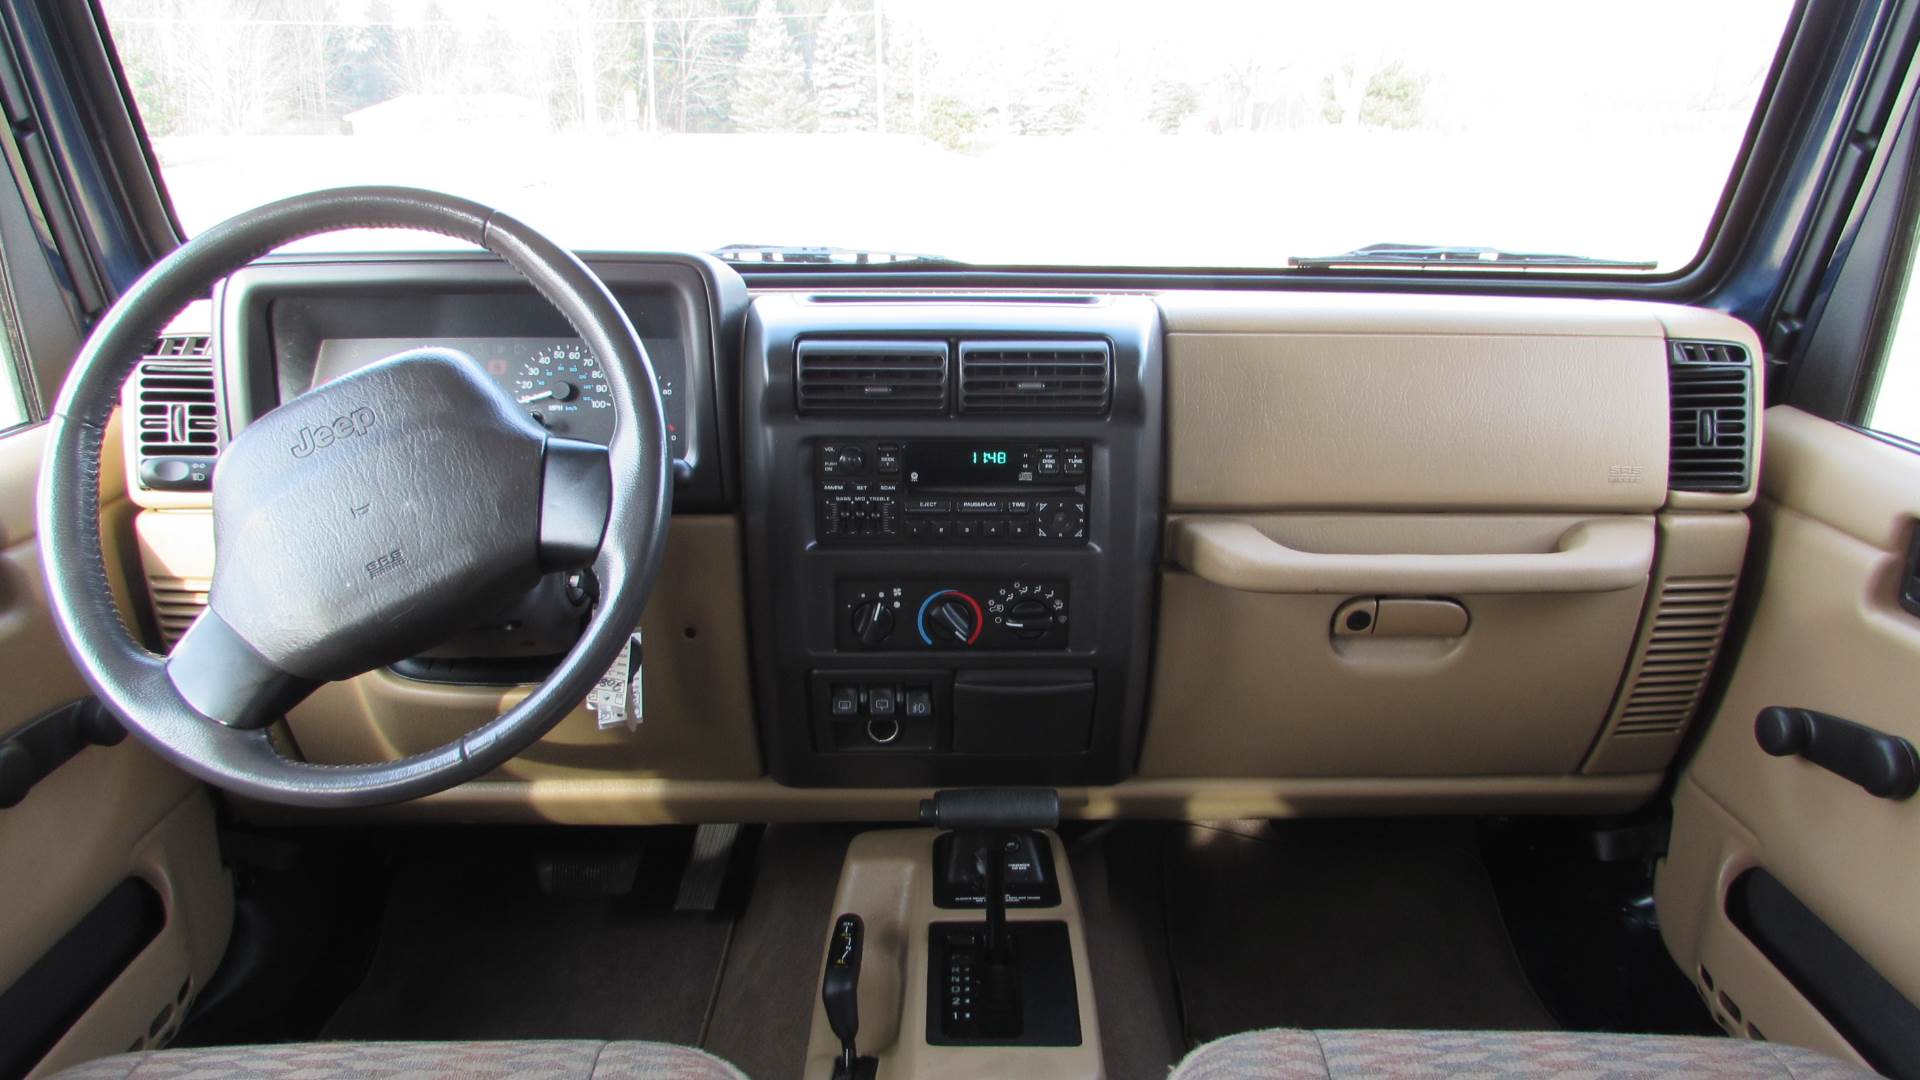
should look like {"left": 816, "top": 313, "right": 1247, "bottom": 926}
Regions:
{"left": 0, "top": 422, "right": 232, "bottom": 1078}
{"left": 1657, "top": 405, "right": 1920, "bottom": 1072}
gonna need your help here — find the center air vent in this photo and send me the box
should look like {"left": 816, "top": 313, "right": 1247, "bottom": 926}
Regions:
{"left": 958, "top": 340, "right": 1112, "bottom": 414}
{"left": 794, "top": 339, "right": 948, "bottom": 414}
{"left": 130, "top": 334, "right": 218, "bottom": 488}
{"left": 1668, "top": 339, "right": 1753, "bottom": 493}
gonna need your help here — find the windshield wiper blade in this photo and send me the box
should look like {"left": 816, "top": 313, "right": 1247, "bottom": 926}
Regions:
{"left": 1289, "top": 243, "right": 1657, "bottom": 271}
{"left": 712, "top": 243, "right": 959, "bottom": 267}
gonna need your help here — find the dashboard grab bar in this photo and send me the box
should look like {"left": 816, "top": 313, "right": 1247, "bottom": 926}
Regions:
{"left": 1171, "top": 517, "right": 1652, "bottom": 594}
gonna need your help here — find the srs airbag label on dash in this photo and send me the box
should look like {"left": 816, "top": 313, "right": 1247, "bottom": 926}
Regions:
{"left": 586, "top": 631, "right": 644, "bottom": 732}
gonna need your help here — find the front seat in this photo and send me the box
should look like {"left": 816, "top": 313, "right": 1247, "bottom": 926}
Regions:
{"left": 50, "top": 1040, "right": 745, "bottom": 1079}
{"left": 1172, "top": 1029, "right": 1879, "bottom": 1079}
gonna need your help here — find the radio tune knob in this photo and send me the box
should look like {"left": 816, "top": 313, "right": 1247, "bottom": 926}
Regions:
{"left": 851, "top": 601, "right": 895, "bottom": 646}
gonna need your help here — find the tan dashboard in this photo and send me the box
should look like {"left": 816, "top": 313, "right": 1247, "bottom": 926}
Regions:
{"left": 123, "top": 289, "right": 1762, "bottom": 823}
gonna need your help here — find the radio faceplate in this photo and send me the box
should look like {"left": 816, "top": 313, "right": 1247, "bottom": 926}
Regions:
{"left": 815, "top": 438, "right": 1091, "bottom": 545}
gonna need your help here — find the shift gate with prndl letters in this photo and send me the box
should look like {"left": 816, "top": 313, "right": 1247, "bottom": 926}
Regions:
{"left": 814, "top": 439, "right": 1091, "bottom": 544}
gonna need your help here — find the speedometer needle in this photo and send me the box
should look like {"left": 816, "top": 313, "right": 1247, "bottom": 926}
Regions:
{"left": 518, "top": 390, "right": 556, "bottom": 404}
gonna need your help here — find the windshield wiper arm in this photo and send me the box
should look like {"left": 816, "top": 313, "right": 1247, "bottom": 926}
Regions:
{"left": 1289, "top": 243, "right": 1657, "bottom": 271}
{"left": 712, "top": 243, "right": 959, "bottom": 267}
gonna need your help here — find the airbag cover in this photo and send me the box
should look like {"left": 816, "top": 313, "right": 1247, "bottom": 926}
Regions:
{"left": 208, "top": 348, "right": 545, "bottom": 680}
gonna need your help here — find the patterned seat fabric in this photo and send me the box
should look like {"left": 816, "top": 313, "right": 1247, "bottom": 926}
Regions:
{"left": 1171, "top": 1029, "right": 1882, "bottom": 1080}
{"left": 50, "top": 1040, "right": 746, "bottom": 1080}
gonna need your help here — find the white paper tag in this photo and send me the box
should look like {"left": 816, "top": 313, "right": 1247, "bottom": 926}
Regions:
{"left": 586, "top": 631, "right": 643, "bottom": 732}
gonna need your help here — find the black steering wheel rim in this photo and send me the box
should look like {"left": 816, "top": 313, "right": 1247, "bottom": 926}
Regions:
{"left": 36, "top": 186, "right": 671, "bottom": 807}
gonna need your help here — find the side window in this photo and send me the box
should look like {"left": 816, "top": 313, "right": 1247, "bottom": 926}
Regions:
{"left": 0, "top": 314, "right": 27, "bottom": 432}
{"left": 0, "top": 237, "right": 32, "bottom": 432}
{"left": 1868, "top": 260, "right": 1920, "bottom": 441}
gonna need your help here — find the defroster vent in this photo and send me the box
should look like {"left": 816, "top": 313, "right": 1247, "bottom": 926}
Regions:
{"left": 795, "top": 339, "right": 949, "bottom": 413}
{"left": 1669, "top": 340, "right": 1753, "bottom": 493}
{"left": 958, "top": 340, "right": 1111, "bottom": 414}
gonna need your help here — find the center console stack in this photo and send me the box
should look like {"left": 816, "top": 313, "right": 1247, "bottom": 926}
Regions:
{"left": 742, "top": 295, "right": 1164, "bottom": 787}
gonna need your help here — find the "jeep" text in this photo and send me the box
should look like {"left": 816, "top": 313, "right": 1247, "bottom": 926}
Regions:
{"left": 290, "top": 406, "right": 378, "bottom": 458}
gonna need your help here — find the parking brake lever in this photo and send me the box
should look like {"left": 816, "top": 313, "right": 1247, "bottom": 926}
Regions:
{"left": 822, "top": 913, "right": 875, "bottom": 1079}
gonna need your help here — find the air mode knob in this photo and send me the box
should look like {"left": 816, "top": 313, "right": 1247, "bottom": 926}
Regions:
{"left": 850, "top": 600, "right": 895, "bottom": 646}
{"left": 1003, "top": 598, "right": 1055, "bottom": 638}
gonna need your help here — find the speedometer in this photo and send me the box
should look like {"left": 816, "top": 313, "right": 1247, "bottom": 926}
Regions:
{"left": 514, "top": 342, "right": 612, "bottom": 439}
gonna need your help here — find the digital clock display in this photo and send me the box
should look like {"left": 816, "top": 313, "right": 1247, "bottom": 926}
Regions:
{"left": 907, "top": 443, "right": 1026, "bottom": 486}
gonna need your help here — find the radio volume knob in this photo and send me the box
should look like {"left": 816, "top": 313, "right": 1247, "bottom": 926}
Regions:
{"left": 851, "top": 601, "right": 895, "bottom": 646}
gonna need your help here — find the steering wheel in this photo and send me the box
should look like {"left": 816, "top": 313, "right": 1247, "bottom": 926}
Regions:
{"left": 35, "top": 187, "right": 671, "bottom": 807}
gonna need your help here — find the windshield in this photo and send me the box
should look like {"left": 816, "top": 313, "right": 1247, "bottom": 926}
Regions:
{"left": 102, "top": 0, "right": 1792, "bottom": 271}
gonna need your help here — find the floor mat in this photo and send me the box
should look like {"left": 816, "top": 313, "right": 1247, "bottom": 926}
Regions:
{"left": 322, "top": 833, "right": 734, "bottom": 1045}
{"left": 1163, "top": 819, "right": 1557, "bottom": 1044}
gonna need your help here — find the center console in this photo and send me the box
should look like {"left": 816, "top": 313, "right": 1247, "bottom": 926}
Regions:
{"left": 741, "top": 295, "right": 1164, "bottom": 787}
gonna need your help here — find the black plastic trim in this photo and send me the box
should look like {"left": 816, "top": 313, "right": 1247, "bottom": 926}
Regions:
{"left": 0, "top": 696, "right": 123, "bottom": 808}
{"left": 1727, "top": 869, "right": 1920, "bottom": 1078}
{"left": 1903, "top": 521, "right": 1920, "bottom": 617}
{"left": 0, "top": 876, "right": 164, "bottom": 1079}
{"left": 1755, "top": 705, "right": 1920, "bottom": 799}
{"left": 741, "top": 295, "right": 1163, "bottom": 788}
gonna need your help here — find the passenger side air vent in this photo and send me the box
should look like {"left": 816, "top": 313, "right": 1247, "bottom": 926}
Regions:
{"left": 132, "top": 334, "right": 219, "bottom": 489}
{"left": 957, "top": 340, "right": 1112, "bottom": 414}
{"left": 1668, "top": 340, "right": 1753, "bottom": 493}
{"left": 794, "top": 339, "right": 949, "bottom": 413}
{"left": 1611, "top": 574, "right": 1738, "bottom": 737}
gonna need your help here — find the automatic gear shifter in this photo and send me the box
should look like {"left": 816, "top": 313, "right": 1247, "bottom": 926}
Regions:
{"left": 918, "top": 788, "right": 1080, "bottom": 1045}
{"left": 822, "top": 913, "right": 876, "bottom": 1080}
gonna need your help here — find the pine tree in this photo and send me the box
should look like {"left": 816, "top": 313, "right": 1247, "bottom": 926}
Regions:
{"left": 810, "top": 0, "right": 872, "bottom": 133}
{"left": 729, "top": 0, "right": 813, "bottom": 133}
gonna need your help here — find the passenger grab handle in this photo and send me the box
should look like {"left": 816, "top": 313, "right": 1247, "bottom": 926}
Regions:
{"left": 1170, "top": 517, "right": 1652, "bottom": 595}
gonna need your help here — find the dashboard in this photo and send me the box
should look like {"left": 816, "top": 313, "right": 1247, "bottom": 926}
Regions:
{"left": 118, "top": 249, "right": 1768, "bottom": 821}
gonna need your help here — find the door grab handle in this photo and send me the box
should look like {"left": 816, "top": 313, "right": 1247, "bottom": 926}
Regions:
{"left": 1755, "top": 706, "right": 1919, "bottom": 800}
{"left": 1171, "top": 518, "right": 1651, "bottom": 594}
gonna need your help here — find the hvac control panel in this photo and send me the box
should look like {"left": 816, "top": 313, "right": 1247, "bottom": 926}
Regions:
{"left": 836, "top": 580, "right": 1070, "bottom": 651}
{"left": 815, "top": 439, "right": 1090, "bottom": 544}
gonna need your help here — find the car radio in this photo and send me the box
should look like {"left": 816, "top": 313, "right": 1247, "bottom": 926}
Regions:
{"left": 814, "top": 439, "right": 1090, "bottom": 545}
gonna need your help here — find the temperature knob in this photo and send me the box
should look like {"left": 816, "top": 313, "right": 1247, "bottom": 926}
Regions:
{"left": 850, "top": 600, "right": 894, "bottom": 646}
{"left": 917, "top": 589, "right": 983, "bottom": 646}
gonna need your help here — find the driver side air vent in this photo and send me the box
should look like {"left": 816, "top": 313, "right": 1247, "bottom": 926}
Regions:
{"left": 957, "top": 340, "right": 1112, "bottom": 414}
{"left": 794, "top": 339, "right": 949, "bottom": 413}
{"left": 131, "top": 334, "right": 219, "bottom": 489}
{"left": 1668, "top": 340, "right": 1753, "bottom": 493}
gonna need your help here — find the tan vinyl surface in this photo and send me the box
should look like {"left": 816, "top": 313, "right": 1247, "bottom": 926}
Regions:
{"left": 1155, "top": 293, "right": 1762, "bottom": 514}
{"left": 800, "top": 829, "right": 1103, "bottom": 1080}
{"left": 1655, "top": 406, "right": 1919, "bottom": 1067}
{"left": 0, "top": 421, "right": 232, "bottom": 1078}
{"left": 1146, "top": 513, "right": 1651, "bottom": 778}
{"left": 234, "top": 773, "right": 1663, "bottom": 826}
{"left": 284, "top": 514, "right": 762, "bottom": 779}
{"left": 1581, "top": 512, "right": 1749, "bottom": 775}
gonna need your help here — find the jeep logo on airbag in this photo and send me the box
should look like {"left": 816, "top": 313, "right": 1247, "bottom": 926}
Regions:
{"left": 289, "top": 406, "right": 377, "bottom": 458}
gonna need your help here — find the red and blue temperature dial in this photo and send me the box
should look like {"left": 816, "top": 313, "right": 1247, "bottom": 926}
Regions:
{"left": 916, "top": 589, "right": 984, "bottom": 645}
